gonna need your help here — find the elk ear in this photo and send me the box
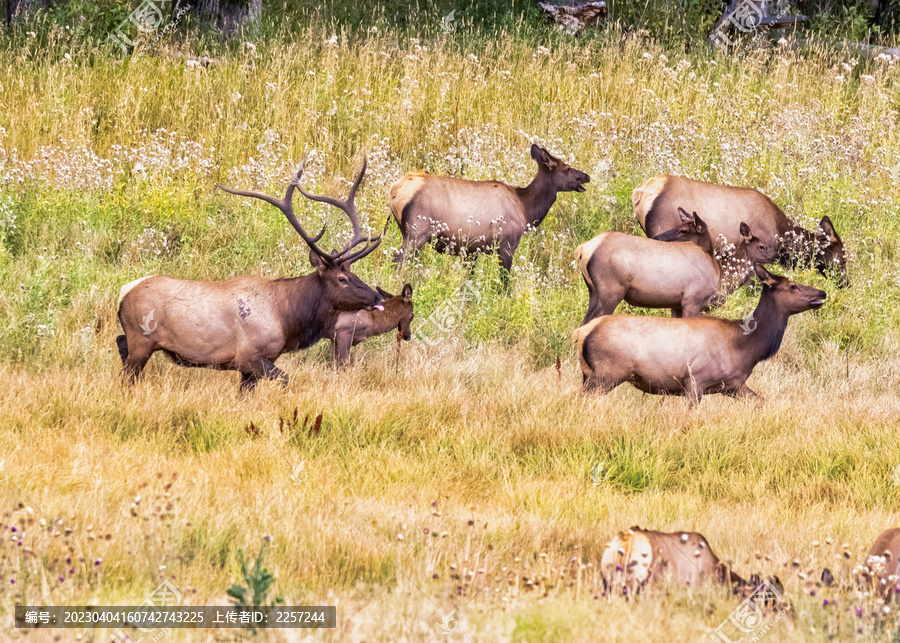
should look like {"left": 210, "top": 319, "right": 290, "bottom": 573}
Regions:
{"left": 308, "top": 250, "right": 328, "bottom": 272}
{"left": 531, "top": 144, "right": 557, "bottom": 171}
{"left": 375, "top": 286, "right": 393, "bottom": 299}
{"left": 819, "top": 216, "right": 839, "bottom": 243}
{"left": 402, "top": 283, "right": 413, "bottom": 299}
{"left": 692, "top": 213, "right": 706, "bottom": 233}
{"left": 677, "top": 207, "right": 693, "bottom": 223}
{"left": 739, "top": 221, "right": 752, "bottom": 241}
{"left": 754, "top": 264, "right": 780, "bottom": 288}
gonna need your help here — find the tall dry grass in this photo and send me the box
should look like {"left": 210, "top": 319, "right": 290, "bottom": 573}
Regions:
{"left": 0, "top": 15, "right": 898, "bottom": 643}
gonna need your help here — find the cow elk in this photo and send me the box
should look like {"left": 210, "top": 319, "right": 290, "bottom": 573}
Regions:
{"left": 572, "top": 266, "right": 826, "bottom": 405}
{"left": 331, "top": 284, "right": 414, "bottom": 367}
{"left": 389, "top": 144, "right": 590, "bottom": 271}
{"left": 633, "top": 175, "right": 848, "bottom": 287}
{"left": 575, "top": 208, "right": 774, "bottom": 324}
{"left": 601, "top": 527, "right": 781, "bottom": 598}
{"left": 116, "top": 155, "right": 389, "bottom": 393}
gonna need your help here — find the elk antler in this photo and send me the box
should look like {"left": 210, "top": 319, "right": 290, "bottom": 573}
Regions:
{"left": 294, "top": 153, "right": 387, "bottom": 264}
{"left": 215, "top": 169, "right": 333, "bottom": 263}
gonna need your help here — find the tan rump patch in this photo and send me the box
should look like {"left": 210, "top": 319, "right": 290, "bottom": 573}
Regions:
{"left": 118, "top": 276, "right": 152, "bottom": 306}
{"left": 631, "top": 175, "right": 669, "bottom": 226}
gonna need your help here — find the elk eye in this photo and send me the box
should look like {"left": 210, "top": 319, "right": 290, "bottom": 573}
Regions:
{"left": 791, "top": 285, "right": 798, "bottom": 290}
{"left": 338, "top": 276, "right": 347, "bottom": 284}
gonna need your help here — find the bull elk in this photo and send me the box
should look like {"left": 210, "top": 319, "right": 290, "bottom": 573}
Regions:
{"left": 601, "top": 527, "right": 773, "bottom": 595}
{"left": 864, "top": 528, "right": 900, "bottom": 600}
{"left": 575, "top": 208, "right": 775, "bottom": 324}
{"left": 116, "top": 155, "right": 389, "bottom": 393}
{"left": 331, "top": 284, "right": 414, "bottom": 367}
{"left": 389, "top": 144, "right": 590, "bottom": 271}
{"left": 572, "top": 265, "right": 826, "bottom": 405}
{"left": 633, "top": 175, "right": 848, "bottom": 287}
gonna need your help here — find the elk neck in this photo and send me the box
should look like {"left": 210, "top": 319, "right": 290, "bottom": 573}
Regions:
{"left": 366, "top": 298, "right": 405, "bottom": 335}
{"left": 514, "top": 169, "right": 558, "bottom": 228}
{"left": 778, "top": 224, "right": 819, "bottom": 268}
{"left": 738, "top": 286, "right": 790, "bottom": 363}
{"left": 278, "top": 273, "right": 333, "bottom": 349}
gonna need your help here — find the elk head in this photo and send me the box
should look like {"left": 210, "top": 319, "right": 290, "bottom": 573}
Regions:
{"left": 755, "top": 265, "right": 827, "bottom": 313}
{"left": 654, "top": 207, "right": 714, "bottom": 254}
{"left": 376, "top": 283, "right": 414, "bottom": 340}
{"left": 738, "top": 221, "right": 776, "bottom": 265}
{"left": 816, "top": 216, "right": 848, "bottom": 288}
{"left": 530, "top": 144, "right": 590, "bottom": 193}
{"left": 216, "top": 153, "right": 389, "bottom": 312}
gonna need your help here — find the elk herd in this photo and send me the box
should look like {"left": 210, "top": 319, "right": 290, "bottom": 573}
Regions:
{"left": 116, "top": 143, "right": 848, "bottom": 401}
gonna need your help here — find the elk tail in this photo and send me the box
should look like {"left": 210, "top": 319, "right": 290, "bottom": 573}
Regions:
{"left": 116, "top": 335, "right": 129, "bottom": 364}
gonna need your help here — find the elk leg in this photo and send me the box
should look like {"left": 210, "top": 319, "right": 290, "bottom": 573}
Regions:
{"left": 727, "top": 383, "right": 764, "bottom": 404}
{"left": 583, "top": 374, "right": 618, "bottom": 395}
{"left": 121, "top": 344, "right": 153, "bottom": 386}
{"left": 671, "top": 307, "right": 683, "bottom": 318}
{"left": 332, "top": 336, "right": 351, "bottom": 369}
{"left": 239, "top": 371, "right": 259, "bottom": 394}
{"left": 238, "top": 358, "right": 288, "bottom": 394}
{"left": 393, "top": 233, "right": 428, "bottom": 268}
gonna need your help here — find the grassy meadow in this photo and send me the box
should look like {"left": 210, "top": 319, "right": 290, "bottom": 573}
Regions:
{"left": 1, "top": 10, "right": 900, "bottom": 642}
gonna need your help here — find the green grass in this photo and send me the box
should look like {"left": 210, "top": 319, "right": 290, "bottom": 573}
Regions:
{"left": 0, "top": 11, "right": 899, "bottom": 643}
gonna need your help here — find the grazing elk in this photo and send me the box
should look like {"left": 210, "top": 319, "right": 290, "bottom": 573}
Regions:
{"left": 331, "top": 284, "right": 414, "bottom": 367}
{"left": 389, "top": 144, "right": 590, "bottom": 271}
{"left": 575, "top": 208, "right": 775, "bottom": 324}
{"left": 116, "top": 155, "right": 389, "bottom": 393}
{"left": 601, "top": 527, "right": 777, "bottom": 596}
{"left": 864, "top": 528, "right": 900, "bottom": 600}
{"left": 572, "top": 265, "right": 826, "bottom": 405}
{"left": 632, "top": 175, "right": 848, "bottom": 287}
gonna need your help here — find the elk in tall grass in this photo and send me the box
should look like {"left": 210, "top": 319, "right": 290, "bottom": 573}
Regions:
{"left": 389, "top": 144, "right": 589, "bottom": 271}
{"left": 116, "top": 155, "right": 389, "bottom": 393}
{"left": 331, "top": 284, "right": 414, "bottom": 367}
{"left": 575, "top": 208, "right": 775, "bottom": 324}
{"left": 633, "top": 175, "right": 848, "bottom": 286}
{"left": 572, "top": 266, "right": 827, "bottom": 405}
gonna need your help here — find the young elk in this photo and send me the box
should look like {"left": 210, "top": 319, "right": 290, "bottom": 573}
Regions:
{"left": 572, "top": 266, "right": 826, "bottom": 405}
{"left": 633, "top": 175, "right": 848, "bottom": 286}
{"left": 601, "top": 527, "right": 775, "bottom": 596}
{"left": 575, "top": 208, "right": 774, "bottom": 324}
{"left": 331, "top": 284, "right": 414, "bottom": 367}
{"left": 116, "top": 155, "right": 389, "bottom": 393}
{"left": 389, "top": 144, "right": 590, "bottom": 271}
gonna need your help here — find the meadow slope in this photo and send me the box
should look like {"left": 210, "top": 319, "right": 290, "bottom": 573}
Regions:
{"left": 0, "top": 18, "right": 899, "bottom": 642}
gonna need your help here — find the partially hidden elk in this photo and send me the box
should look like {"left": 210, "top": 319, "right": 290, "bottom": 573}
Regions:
{"left": 389, "top": 144, "right": 589, "bottom": 271}
{"left": 116, "top": 155, "right": 389, "bottom": 393}
{"left": 633, "top": 175, "right": 848, "bottom": 287}
{"left": 600, "top": 527, "right": 778, "bottom": 596}
{"left": 572, "top": 266, "right": 826, "bottom": 405}
{"left": 864, "top": 528, "right": 900, "bottom": 601}
{"left": 331, "top": 284, "right": 414, "bottom": 367}
{"left": 575, "top": 208, "right": 775, "bottom": 324}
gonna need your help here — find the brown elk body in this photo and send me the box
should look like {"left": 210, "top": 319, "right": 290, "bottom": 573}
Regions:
{"left": 572, "top": 266, "right": 826, "bottom": 405}
{"left": 601, "top": 527, "right": 752, "bottom": 594}
{"left": 332, "top": 284, "right": 414, "bottom": 367}
{"left": 633, "top": 175, "right": 848, "bottom": 286}
{"left": 865, "top": 528, "right": 900, "bottom": 600}
{"left": 389, "top": 144, "right": 589, "bottom": 270}
{"left": 117, "top": 156, "right": 389, "bottom": 393}
{"left": 575, "top": 209, "right": 774, "bottom": 324}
